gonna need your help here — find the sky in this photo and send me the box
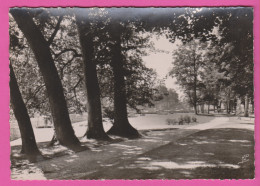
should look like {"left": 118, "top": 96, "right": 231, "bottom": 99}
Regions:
{"left": 142, "top": 35, "right": 184, "bottom": 98}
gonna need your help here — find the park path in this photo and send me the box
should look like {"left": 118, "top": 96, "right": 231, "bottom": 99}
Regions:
{"left": 82, "top": 116, "right": 254, "bottom": 179}
{"left": 11, "top": 116, "right": 254, "bottom": 180}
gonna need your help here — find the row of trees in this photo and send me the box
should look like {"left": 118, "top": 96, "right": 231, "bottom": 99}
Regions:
{"left": 169, "top": 8, "right": 253, "bottom": 116}
{"left": 10, "top": 8, "right": 152, "bottom": 160}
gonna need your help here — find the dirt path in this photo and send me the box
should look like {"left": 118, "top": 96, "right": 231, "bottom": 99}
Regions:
{"left": 11, "top": 116, "right": 254, "bottom": 180}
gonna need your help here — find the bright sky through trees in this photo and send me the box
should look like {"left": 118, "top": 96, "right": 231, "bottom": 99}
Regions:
{"left": 143, "top": 35, "right": 184, "bottom": 98}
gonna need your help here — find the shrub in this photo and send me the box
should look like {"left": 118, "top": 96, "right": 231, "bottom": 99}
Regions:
{"left": 178, "top": 115, "right": 184, "bottom": 125}
{"left": 192, "top": 116, "right": 197, "bottom": 123}
{"left": 183, "top": 115, "right": 191, "bottom": 124}
{"left": 166, "top": 118, "right": 177, "bottom": 125}
{"left": 166, "top": 118, "right": 172, "bottom": 125}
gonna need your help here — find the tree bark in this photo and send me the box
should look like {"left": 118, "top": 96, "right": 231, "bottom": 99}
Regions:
{"left": 11, "top": 9, "right": 80, "bottom": 149}
{"left": 10, "top": 63, "right": 41, "bottom": 161}
{"left": 76, "top": 17, "right": 110, "bottom": 140}
{"left": 106, "top": 23, "right": 140, "bottom": 138}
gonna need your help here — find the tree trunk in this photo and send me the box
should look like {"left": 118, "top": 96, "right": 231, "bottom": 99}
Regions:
{"left": 219, "top": 101, "right": 222, "bottom": 113}
{"left": 251, "top": 98, "right": 254, "bottom": 114}
{"left": 194, "top": 104, "right": 198, "bottom": 115}
{"left": 236, "top": 97, "right": 242, "bottom": 115}
{"left": 10, "top": 63, "right": 41, "bottom": 161}
{"left": 234, "top": 99, "right": 237, "bottom": 114}
{"left": 11, "top": 9, "right": 80, "bottom": 149}
{"left": 244, "top": 94, "right": 249, "bottom": 117}
{"left": 200, "top": 104, "right": 204, "bottom": 113}
{"left": 106, "top": 23, "right": 140, "bottom": 138}
{"left": 207, "top": 102, "right": 210, "bottom": 114}
{"left": 226, "top": 101, "right": 230, "bottom": 114}
{"left": 193, "top": 52, "right": 198, "bottom": 115}
{"left": 230, "top": 100, "right": 233, "bottom": 113}
{"left": 76, "top": 17, "right": 110, "bottom": 140}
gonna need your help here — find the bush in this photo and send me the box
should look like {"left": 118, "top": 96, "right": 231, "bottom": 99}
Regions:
{"left": 192, "top": 116, "right": 197, "bottom": 123}
{"left": 166, "top": 118, "right": 172, "bottom": 125}
{"left": 166, "top": 118, "right": 177, "bottom": 125}
{"left": 178, "top": 115, "right": 184, "bottom": 125}
{"left": 183, "top": 115, "right": 191, "bottom": 124}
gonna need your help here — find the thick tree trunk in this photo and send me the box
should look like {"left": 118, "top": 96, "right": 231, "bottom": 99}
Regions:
{"left": 76, "top": 17, "right": 110, "bottom": 140}
{"left": 207, "top": 102, "right": 210, "bottom": 114}
{"left": 11, "top": 9, "right": 80, "bottom": 149}
{"left": 10, "top": 64, "right": 41, "bottom": 161}
{"left": 244, "top": 94, "right": 249, "bottom": 117}
{"left": 106, "top": 23, "right": 140, "bottom": 138}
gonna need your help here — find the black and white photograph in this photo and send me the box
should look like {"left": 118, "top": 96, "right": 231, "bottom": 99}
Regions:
{"left": 9, "top": 7, "right": 254, "bottom": 180}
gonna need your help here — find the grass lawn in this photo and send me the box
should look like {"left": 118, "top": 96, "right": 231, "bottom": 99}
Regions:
{"left": 127, "top": 113, "right": 215, "bottom": 130}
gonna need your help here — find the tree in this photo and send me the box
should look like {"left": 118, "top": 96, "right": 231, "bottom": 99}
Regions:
{"left": 218, "top": 8, "right": 253, "bottom": 116}
{"left": 106, "top": 22, "right": 140, "bottom": 138}
{"left": 170, "top": 40, "right": 206, "bottom": 114}
{"left": 10, "top": 8, "right": 81, "bottom": 149}
{"left": 75, "top": 10, "right": 110, "bottom": 140}
{"left": 200, "top": 43, "right": 232, "bottom": 114}
{"left": 96, "top": 26, "right": 157, "bottom": 117}
{"left": 166, "top": 7, "right": 253, "bottom": 117}
{"left": 10, "top": 63, "right": 41, "bottom": 161}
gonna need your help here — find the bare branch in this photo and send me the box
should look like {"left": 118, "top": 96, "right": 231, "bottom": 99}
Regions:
{"left": 54, "top": 48, "right": 82, "bottom": 59}
{"left": 25, "top": 84, "right": 46, "bottom": 105}
{"left": 47, "top": 15, "right": 64, "bottom": 46}
{"left": 72, "top": 77, "right": 83, "bottom": 91}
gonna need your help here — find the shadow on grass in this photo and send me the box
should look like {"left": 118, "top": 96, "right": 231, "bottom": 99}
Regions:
{"left": 83, "top": 128, "right": 254, "bottom": 179}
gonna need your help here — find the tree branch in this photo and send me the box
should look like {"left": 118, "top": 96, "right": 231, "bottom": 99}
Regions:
{"left": 54, "top": 48, "right": 82, "bottom": 59}
{"left": 25, "top": 84, "right": 45, "bottom": 105}
{"left": 72, "top": 77, "right": 83, "bottom": 91}
{"left": 47, "top": 15, "right": 64, "bottom": 46}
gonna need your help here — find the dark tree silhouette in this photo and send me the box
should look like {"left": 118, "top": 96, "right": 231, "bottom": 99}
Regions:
{"left": 10, "top": 63, "right": 41, "bottom": 161}
{"left": 10, "top": 8, "right": 81, "bottom": 149}
{"left": 106, "top": 22, "right": 140, "bottom": 138}
{"left": 75, "top": 13, "right": 110, "bottom": 140}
